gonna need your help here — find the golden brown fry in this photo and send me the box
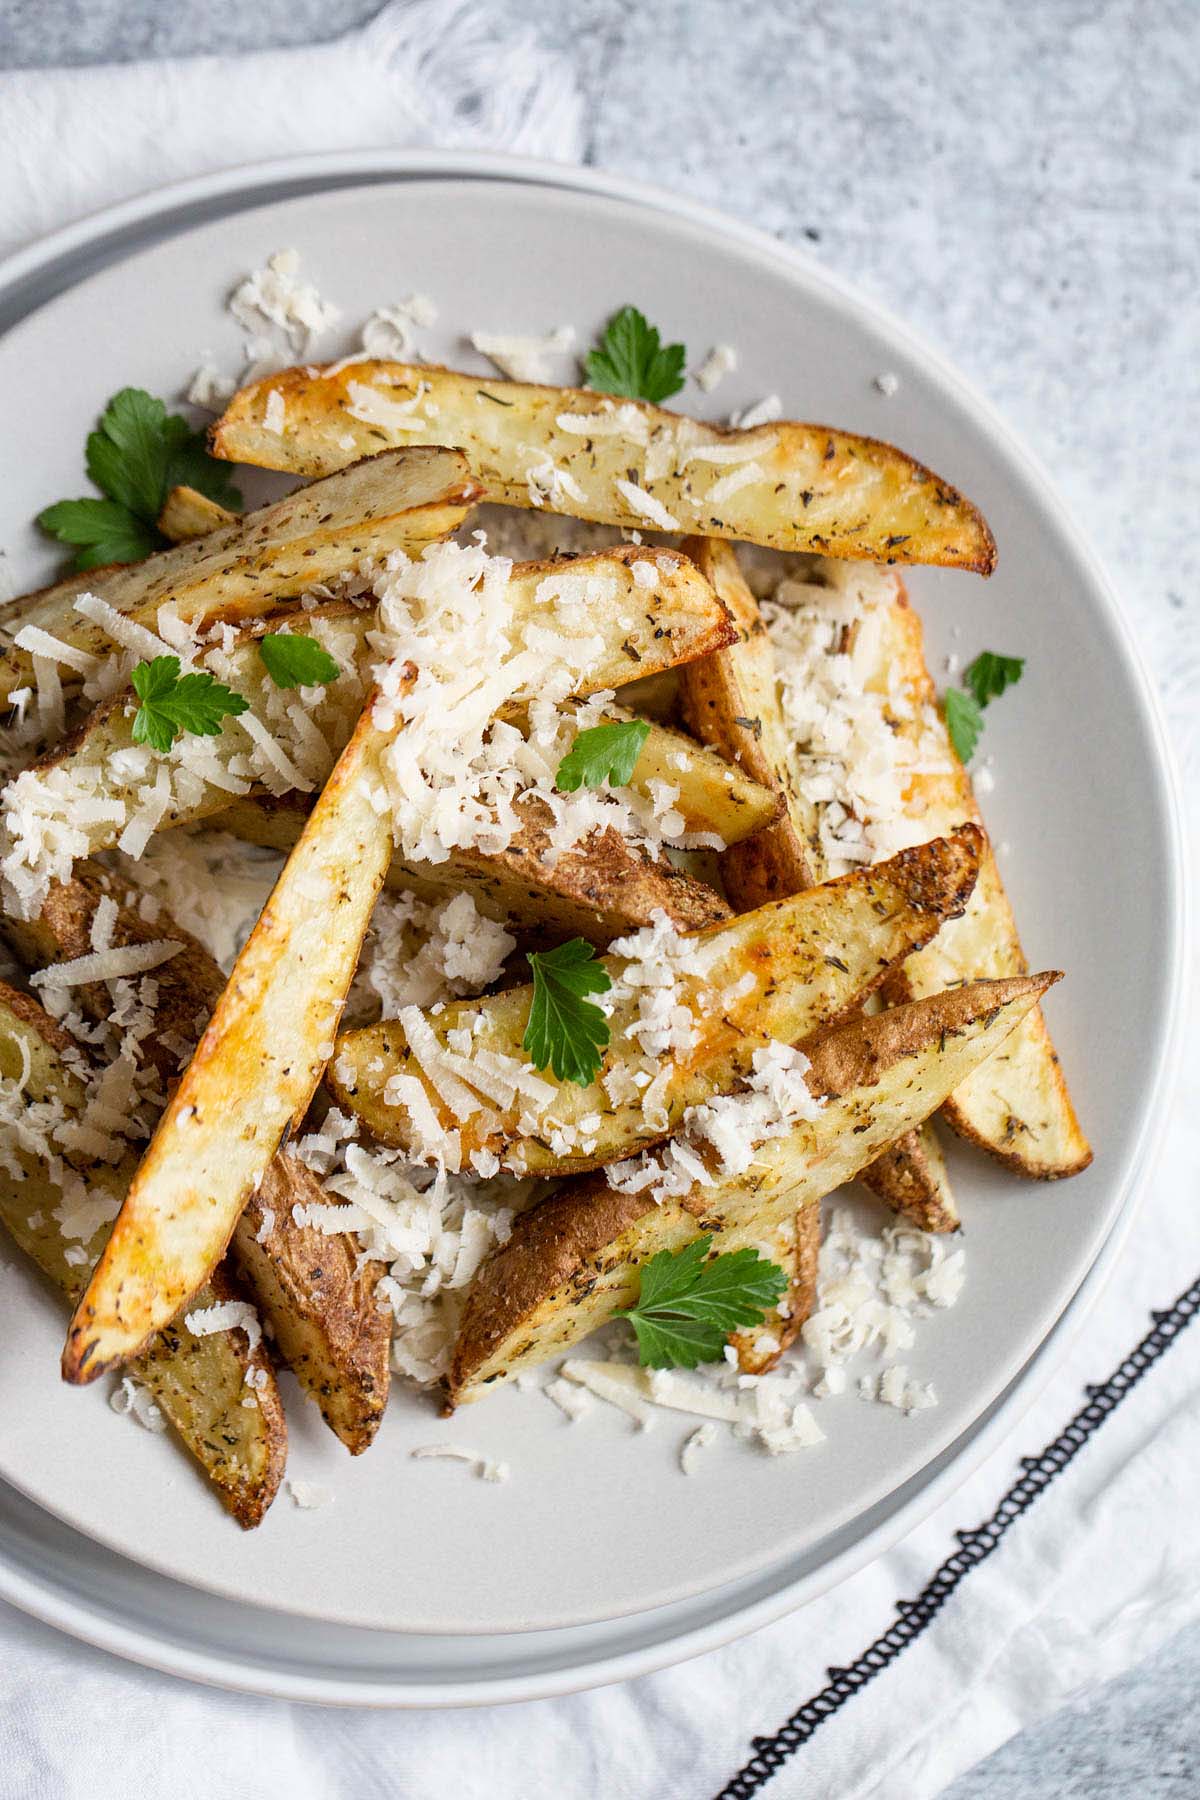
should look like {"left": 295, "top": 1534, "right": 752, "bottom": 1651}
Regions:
{"left": 211, "top": 361, "right": 996, "bottom": 574}
{"left": 16, "top": 546, "right": 736, "bottom": 880}
{"left": 447, "top": 974, "right": 1054, "bottom": 1403}
{"left": 0, "top": 446, "right": 478, "bottom": 700}
{"left": 63, "top": 694, "right": 402, "bottom": 1383}
{"left": 864, "top": 587, "right": 1091, "bottom": 1178}
{"left": 330, "top": 828, "right": 983, "bottom": 1176}
{"left": 2, "top": 867, "right": 391, "bottom": 1451}
{"left": 729, "top": 1204, "right": 821, "bottom": 1375}
{"left": 0, "top": 983, "right": 286, "bottom": 1524}
{"left": 678, "top": 537, "right": 960, "bottom": 1230}
{"left": 225, "top": 788, "right": 729, "bottom": 944}
{"left": 157, "top": 485, "right": 238, "bottom": 543}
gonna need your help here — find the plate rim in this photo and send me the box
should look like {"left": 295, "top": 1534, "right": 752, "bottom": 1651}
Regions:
{"left": 0, "top": 147, "right": 1187, "bottom": 1701}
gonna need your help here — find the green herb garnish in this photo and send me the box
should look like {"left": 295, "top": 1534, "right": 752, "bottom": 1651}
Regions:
{"left": 38, "top": 388, "right": 241, "bottom": 572}
{"left": 615, "top": 1236, "right": 789, "bottom": 1369}
{"left": 522, "top": 938, "right": 612, "bottom": 1086}
{"left": 943, "top": 686, "right": 984, "bottom": 764}
{"left": 584, "top": 306, "right": 686, "bottom": 403}
{"left": 130, "top": 655, "right": 249, "bottom": 754}
{"left": 257, "top": 633, "right": 340, "bottom": 690}
{"left": 943, "top": 649, "right": 1025, "bottom": 763}
{"left": 963, "top": 650, "right": 1025, "bottom": 709}
{"left": 555, "top": 718, "right": 651, "bottom": 793}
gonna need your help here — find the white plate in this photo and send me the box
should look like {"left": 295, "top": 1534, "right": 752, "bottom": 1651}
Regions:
{"left": 0, "top": 156, "right": 1183, "bottom": 1666}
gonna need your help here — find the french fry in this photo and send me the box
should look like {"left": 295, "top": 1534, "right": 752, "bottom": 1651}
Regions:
{"left": 0, "top": 446, "right": 479, "bottom": 700}
{"left": 2, "top": 866, "right": 391, "bottom": 1452}
{"left": 63, "top": 692, "right": 403, "bottom": 1383}
{"left": 157, "top": 484, "right": 238, "bottom": 542}
{"left": 224, "top": 789, "right": 731, "bottom": 943}
{"left": 7, "top": 547, "right": 736, "bottom": 896}
{"left": 211, "top": 361, "right": 996, "bottom": 574}
{"left": 329, "top": 828, "right": 983, "bottom": 1176}
{"left": 447, "top": 974, "right": 1055, "bottom": 1403}
{"left": 678, "top": 537, "right": 960, "bottom": 1230}
{"left": 0, "top": 983, "right": 287, "bottom": 1524}
{"left": 729, "top": 1204, "right": 821, "bottom": 1375}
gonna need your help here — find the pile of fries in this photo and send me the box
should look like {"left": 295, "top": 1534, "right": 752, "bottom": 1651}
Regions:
{"left": 0, "top": 357, "right": 1089, "bottom": 1524}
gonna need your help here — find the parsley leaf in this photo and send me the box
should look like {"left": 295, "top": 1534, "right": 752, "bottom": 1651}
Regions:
{"left": 130, "top": 655, "right": 249, "bottom": 754}
{"left": 963, "top": 650, "right": 1025, "bottom": 710}
{"left": 943, "top": 686, "right": 984, "bottom": 764}
{"left": 944, "top": 649, "right": 1025, "bottom": 762}
{"left": 555, "top": 718, "right": 651, "bottom": 792}
{"left": 522, "top": 938, "right": 612, "bottom": 1086}
{"left": 35, "top": 499, "right": 160, "bottom": 571}
{"left": 615, "top": 1236, "right": 790, "bottom": 1369}
{"left": 584, "top": 306, "right": 687, "bottom": 403}
{"left": 258, "top": 633, "right": 340, "bottom": 690}
{"left": 38, "top": 387, "right": 241, "bottom": 573}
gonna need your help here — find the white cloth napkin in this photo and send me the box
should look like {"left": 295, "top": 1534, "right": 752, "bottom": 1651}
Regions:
{"left": 1, "top": 9, "right": 1197, "bottom": 1798}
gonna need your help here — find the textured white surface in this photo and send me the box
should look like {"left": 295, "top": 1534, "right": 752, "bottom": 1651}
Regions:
{"left": 0, "top": 0, "right": 1196, "bottom": 1794}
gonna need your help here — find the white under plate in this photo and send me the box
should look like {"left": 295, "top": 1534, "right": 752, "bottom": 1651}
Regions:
{"left": 0, "top": 154, "right": 1183, "bottom": 1681}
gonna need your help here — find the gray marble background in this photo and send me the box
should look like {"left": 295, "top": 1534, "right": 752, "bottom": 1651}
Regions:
{"left": 0, "top": 1, "right": 1197, "bottom": 1794}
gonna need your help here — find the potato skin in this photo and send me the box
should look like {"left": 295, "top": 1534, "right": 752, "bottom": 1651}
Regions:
{"left": 2, "top": 864, "right": 393, "bottom": 1451}
{"left": 678, "top": 538, "right": 961, "bottom": 1230}
{"left": 332, "top": 829, "right": 984, "bottom": 1176}
{"left": 0, "top": 983, "right": 286, "bottom": 1527}
{"left": 62, "top": 700, "right": 400, "bottom": 1385}
{"left": 448, "top": 973, "right": 1054, "bottom": 1405}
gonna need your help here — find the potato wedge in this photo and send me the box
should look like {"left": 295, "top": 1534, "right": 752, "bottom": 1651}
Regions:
{"left": 865, "top": 598, "right": 1090, "bottom": 1175}
{"left": 63, "top": 693, "right": 403, "bottom": 1383}
{"left": 448, "top": 973, "right": 1055, "bottom": 1402}
{"left": 3, "top": 547, "right": 734, "bottom": 913}
{"left": 678, "top": 537, "right": 959, "bottom": 1230}
{"left": 224, "top": 789, "right": 730, "bottom": 944}
{"left": 0, "top": 983, "right": 286, "bottom": 1524}
{"left": 211, "top": 362, "right": 996, "bottom": 575}
{"left": 158, "top": 485, "right": 238, "bottom": 543}
{"left": 0, "top": 446, "right": 478, "bottom": 700}
{"left": 731, "top": 549, "right": 1088, "bottom": 1179}
{"left": 330, "top": 827, "right": 983, "bottom": 1176}
{"left": 728, "top": 1203, "right": 821, "bottom": 1375}
{"left": 2, "top": 866, "right": 391, "bottom": 1451}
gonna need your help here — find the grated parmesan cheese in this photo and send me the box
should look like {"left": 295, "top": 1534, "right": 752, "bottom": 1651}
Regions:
{"left": 730, "top": 393, "right": 782, "bottom": 429}
{"left": 229, "top": 248, "right": 341, "bottom": 373}
{"left": 110, "top": 1376, "right": 167, "bottom": 1434}
{"left": 183, "top": 1298, "right": 262, "bottom": 1353}
{"left": 613, "top": 479, "right": 680, "bottom": 532}
{"left": 694, "top": 344, "right": 738, "bottom": 393}
{"left": 288, "top": 1480, "right": 335, "bottom": 1510}
{"left": 411, "top": 1444, "right": 510, "bottom": 1482}
{"left": 470, "top": 325, "right": 575, "bottom": 383}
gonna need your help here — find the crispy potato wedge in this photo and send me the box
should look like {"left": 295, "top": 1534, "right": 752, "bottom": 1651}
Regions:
{"left": 232, "top": 1160, "right": 389, "bottom": 1456}
{"left": 158, "top": 485, "right": 239, "bottom": 543}
{"left": 224, "top": 789, "right": 730, "bottom": 944}
{"left": 63, "top": 695, "right": 403, "bottom": 1383}
{"left": 7, "top": 547, "right": 735, "bottom": 895}
{"left": 741, "top": 553, "right": 1086, "bottom": 1180}
{"left": 728, "top": 1203, "right": 821, "bottom": 1375}
{"left": 0, "top": 446, "right": 479, "bottom": 700}
{"left": 868, "top": 596, "right": 1090, "bottom": 1175}
{"left": 448, "top": 973, "right": 1054, "bottom": 1402}
{"left": 211, "top": 361, "right": 996, "bottom": 575}
{"left": 330, "top": 827, "right": 983, "bottom": 1175}
{"left": 678, "top": 538, "right": 959, "bottom": 1230}
{"left": 0, "top": 983, "right": 286, "bottom": 1524}
{"left": 3, "top": 866, "right": 391, "bottom": 1451}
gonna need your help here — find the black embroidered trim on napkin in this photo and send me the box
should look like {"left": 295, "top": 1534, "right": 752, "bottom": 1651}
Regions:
{"left": 714, "top": 1275, "right": 1200, "bottom": 1800}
